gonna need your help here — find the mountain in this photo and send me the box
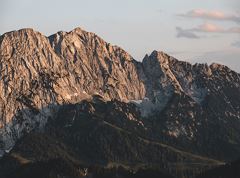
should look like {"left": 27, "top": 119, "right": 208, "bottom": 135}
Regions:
{"left": 0, "top": 27, "right": 240, "bottom": 178}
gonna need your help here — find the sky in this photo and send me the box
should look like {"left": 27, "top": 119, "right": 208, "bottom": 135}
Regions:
{"left": 1, "top": 0, "right": 240, "bottom": 72}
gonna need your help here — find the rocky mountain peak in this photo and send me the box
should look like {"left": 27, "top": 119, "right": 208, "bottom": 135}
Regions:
{"left": 1, "top": 28, "right": 44, "bottom": 44}
{"left": 142, "top": 50, "right": 183, "bottom": 94}
{"left": 142, "top": 50, "right": 170, "bottom": 68}
{"left": 209, "top": 62, "right": 230, "bottom": 72}
{"left": 149, "top": 50, "right": 170, "bottom": 63}
{"left": 71, "top": 27, "right": 86, "bottom": 33}
{"left": 1, "top": 28, "right": 35, "bottom": 37}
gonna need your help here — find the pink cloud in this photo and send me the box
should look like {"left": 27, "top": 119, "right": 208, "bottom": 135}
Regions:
{"left": 196, "top": 23, "right": 224, "bottom": 33}
{"left": 189, "top": 9, "right": 225, "bottom": 19}
{"left": 176, "top": 23, "right": 240, "bottom": 39}
{"left": 179, "top": 9, "right": 240, "bottom": 23}
{"left": 189, "top": 22, "right": 240, "bottom": 34}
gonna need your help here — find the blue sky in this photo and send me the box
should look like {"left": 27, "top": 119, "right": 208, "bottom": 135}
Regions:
{"left": 1, "top": 0, "right": 240, "bottom": 71}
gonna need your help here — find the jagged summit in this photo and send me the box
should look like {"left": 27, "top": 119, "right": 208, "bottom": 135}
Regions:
{"left": 1, "top": 27, "right": 230, "bottom": 72}
{"left": 1, "top": 28, "right": 36, "bottom": 36}
{"left": 71, "top": 26, "right": 87, "bottom": 33}
{"left": 209, "top": 62, "right": 233, "bottom": 72}
{"left": 149, "top": 50, "right": 170, "bottom": 62}
{"left": 143, "top": 50, "right": 170, "bottom": 65}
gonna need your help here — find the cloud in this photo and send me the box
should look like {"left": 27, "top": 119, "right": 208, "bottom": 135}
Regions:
{"left": 178, "top": 9, "right": 240, "bottom": 24}
{"left": 176, "top": 27, "right": 199, "bottom": 39}
{"left": 194, "top": 23, "right": 225, "bottom": 33}
{"left": 176, "top": 23, "right": 240, "bottom": 39}
{"left": 228, "top": 27, "right": 240, "bottom": 33}
{"left": 232, "top": 41, "right": 240, "bottom": 48}
{"left": 193, "top": 23, "right": 240, "bottom": 34}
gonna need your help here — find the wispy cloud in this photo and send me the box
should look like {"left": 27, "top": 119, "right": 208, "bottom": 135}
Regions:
{"left": 229, "top": 27, "right": 240, "bottom": 33}
{"left": 176, "top": 23, "right": 240, "bottom": 39}
{"left": 176, "top": 27, "right": 200, "bottom": 39}
{"left": 178, "top": 9, "right": 240, "bottom": 24}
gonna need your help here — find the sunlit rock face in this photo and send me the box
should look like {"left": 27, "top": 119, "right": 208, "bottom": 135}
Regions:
{"left": 0, "top": 27, "right": 146, "bottom": 153}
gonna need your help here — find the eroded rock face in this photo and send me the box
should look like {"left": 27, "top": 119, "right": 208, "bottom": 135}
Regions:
{"left": 0, "top": 27, "right": 240, "bottom": 159}
{"left": 0, "top": 28, "right": 145, "bottom": 152}
{"left": 0, "top": 29, "right": 64, "bottom": 152}
{"left": 48, "top": 27, "right": 146, "bottom": 101}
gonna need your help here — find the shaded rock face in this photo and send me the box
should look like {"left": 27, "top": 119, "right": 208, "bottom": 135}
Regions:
{"left": 0, "top": 98, "right": 223, "bottom": 178}
{"left": 142, "top": 56, "right": 240, "bottom": 161}
{"left": 0, "top": 27, "right": 240, "bottom": 164}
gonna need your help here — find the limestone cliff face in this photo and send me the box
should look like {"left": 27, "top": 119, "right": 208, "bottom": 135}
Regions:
{"left": 48, "top": 27, "right": 146, "bottom": 101}
{"left": 0, "top": 28, "right": 146, "bottom": 153}
{"left": 0, "top": 27, "right": 240, "bottom": 157}
{"left": 0, "top": 29, "right": 65, "bottom": 152}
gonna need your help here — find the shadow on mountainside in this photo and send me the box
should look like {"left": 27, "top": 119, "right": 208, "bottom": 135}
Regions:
{"left": 0, "top": 96, "right": 224, "bottom": 178}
